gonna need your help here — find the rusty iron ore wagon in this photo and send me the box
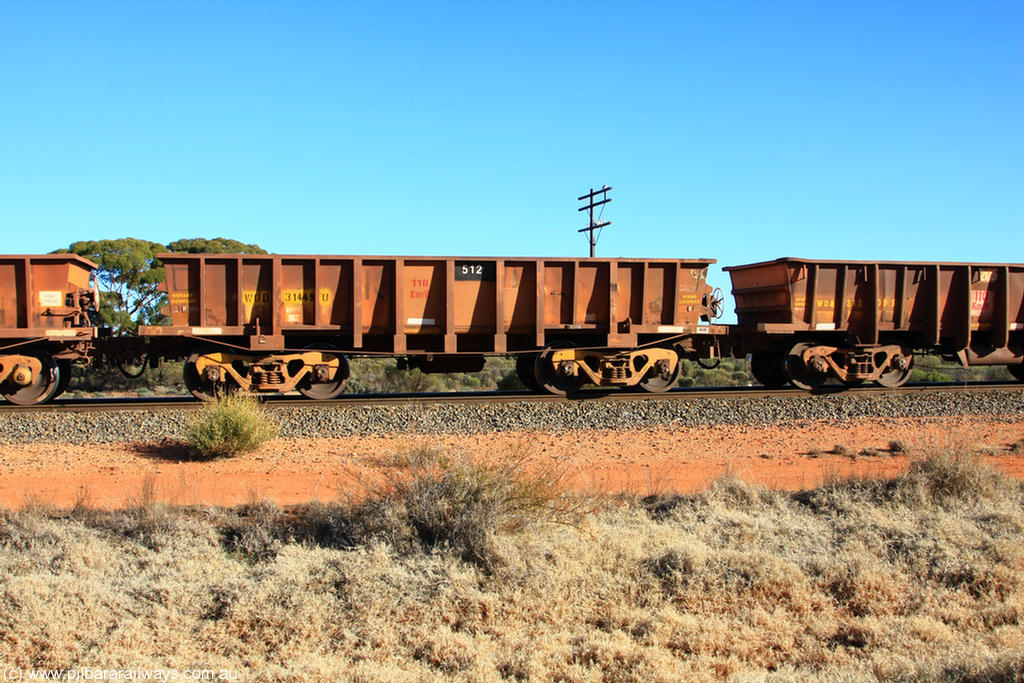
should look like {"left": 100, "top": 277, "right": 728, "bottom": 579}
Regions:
{"left": 725, "top": 258, "right": 1024, "bottom": 390}
{"left": 0, "top": 254, "right": 98, "bottom": 404}
{"left": 4, "top": 251, "right": 1023, "bottom": 405}
{"left": 139, "top": 253, "right": 728, "bottom": 399}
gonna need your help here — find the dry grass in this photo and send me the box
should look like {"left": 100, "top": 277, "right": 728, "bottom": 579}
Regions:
{"left": 1, "top": 446, "right": 1023, "bottom": 681}
{"left": 186, "top": 393, "right": 280, "bottom": 458}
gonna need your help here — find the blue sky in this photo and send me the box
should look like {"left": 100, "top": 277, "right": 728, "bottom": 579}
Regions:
{"left": 1, "top": 1, "right": 1021, "bottom": 298}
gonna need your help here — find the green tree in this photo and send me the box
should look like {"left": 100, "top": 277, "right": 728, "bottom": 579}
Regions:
{"left": 56, "top": 238, "right": 167, "bottom": 332}
{"left": 167, "top": 237, "right": 267, "bottom": 254}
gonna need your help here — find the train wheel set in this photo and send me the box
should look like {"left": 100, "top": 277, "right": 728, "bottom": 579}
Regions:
{"left": 182, "top": 346, "right": 352, "bottom": 400}
{"left": 1, "top": 253, "right": 1022, "bottom": 405}
{"left": 168, "top": 341, "right": 696, "bottom": 400}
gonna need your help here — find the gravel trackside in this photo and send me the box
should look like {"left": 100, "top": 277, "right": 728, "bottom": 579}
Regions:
{"left": 0, "top": 389, "right": 1022, "bottom": 444}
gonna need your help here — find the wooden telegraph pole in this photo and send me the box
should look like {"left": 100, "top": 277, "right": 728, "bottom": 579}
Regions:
{"left": 577, "top": 186, "right": 612, "bottom": 258}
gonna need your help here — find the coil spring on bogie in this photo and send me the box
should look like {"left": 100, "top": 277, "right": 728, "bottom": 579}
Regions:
{"left": 602, "top": 361, "right": 631, "bottom": 380}
{"left": 845, "top": 353, "right": 875, "bottom": 378}
{"left": 252, "top": 370, "right": 285, "bottom": 390}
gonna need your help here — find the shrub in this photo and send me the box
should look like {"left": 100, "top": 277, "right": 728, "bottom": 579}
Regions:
{"left": 68, "top": 359, "right": 188, "bottom": 395}
{"left": 218, "top": 500, "right": 286, "bottom": 562}
{"left": 911, "top": 368, "right": 952, "bottom": 383}
{"left": 186, "top": 393, "right": 279, "bottom": 458}
{"left": 383, "top": 366, "right": 440, "bottom": 393}
{"left": 893, "top": 451, "right": 1020, "bottom": 508}
{"left": 696, "top": 368, "right": 734, "bottom": 386}
{"left": 351, "top": 449, "right": 576, "bottom": 570}
{"left": 496, "top": 368, "right": 526, "bottom": 390}
{"left": 190, "top": 450, "right": 578, "bottom": 565}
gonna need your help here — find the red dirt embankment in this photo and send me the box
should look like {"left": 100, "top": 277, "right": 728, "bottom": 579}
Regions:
{"left": 1, "top": 415, "right": 1022, "bottom": 509}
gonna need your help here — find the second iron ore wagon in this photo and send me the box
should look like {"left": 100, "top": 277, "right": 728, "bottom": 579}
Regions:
{"left": 139, "top": 253, "right": 728, "bottom": 398}
{"left": 726, "top": 258, "right": 1024, "bottom": 389}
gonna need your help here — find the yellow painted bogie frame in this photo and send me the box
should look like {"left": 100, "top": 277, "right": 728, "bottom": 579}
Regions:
{"left": 547, "top": 347, "right": 679, "bottom": 387}
{"left": 191, "top": 350, "right": 344, "bottom": 393}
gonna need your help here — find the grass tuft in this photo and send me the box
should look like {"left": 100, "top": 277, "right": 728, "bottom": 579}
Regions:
{"left": 186, "top": 449, "right": 580, "bottom": 569}
{"left": 349, "top": 448, "right": 577, "bottom": 570}
{"left": 893, "top": 451, "right": 1021, "bottom": 508}
{"left": 186, "top": 393, "right": 279, "bottom": 458}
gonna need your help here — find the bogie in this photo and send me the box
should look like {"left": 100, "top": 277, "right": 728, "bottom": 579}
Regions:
{"left": 182, "top": 347, "right": 350, "bottom": 400}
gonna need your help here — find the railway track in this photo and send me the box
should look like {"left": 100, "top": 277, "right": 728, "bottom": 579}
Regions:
{"left": 3, "top": 380, "right": 1020, "bottom": 414}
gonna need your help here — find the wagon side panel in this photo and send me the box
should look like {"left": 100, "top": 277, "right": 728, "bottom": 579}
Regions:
{"left": 0, "top": 259, "right": 26, "bottom": 330}
{"left": 727, "top": 260, "right": 798, "bottom": 329}
{"left": 503, "top": 260, "right": 536, "bottom": 337}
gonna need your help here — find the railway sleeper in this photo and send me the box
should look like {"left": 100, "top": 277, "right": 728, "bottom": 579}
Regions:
{"left": 545, "top": 347, "right": 680, "bottom": 390}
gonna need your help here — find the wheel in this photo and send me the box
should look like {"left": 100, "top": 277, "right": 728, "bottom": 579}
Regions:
{"left": 534, "top": 341, "right": 585, "bottom": 396}
{"left": 183, "top": 349, "right": 222, "bottom": 401}
{"left": 54, "top": 359, "right": 73, "bottom": 399}
{"left": 2, "top": 350, "right": 62, "bottom": 405}
{"left": 785, "top": 342, "right": 828, "bottom": 391}
{"left": 297, "top": 345, "right": 350, "bottom": 400}
{"left": 749, "top": 351, "right": 789, "bottom": 389}
{"left": 876, "top": 343, "right": 914, "bottom": 388}
{"left": 637, "top": 350, "right": 682, "bottom": 393}
{"left": 515, "top": 353, "right": 541, "bottom": 392}
{"left": 1009, "top": 364, "right": 1024, "bottom": 382}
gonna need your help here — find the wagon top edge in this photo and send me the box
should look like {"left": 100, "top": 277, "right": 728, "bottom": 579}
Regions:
{"left": 155, "top": 253, "right": 718, "bottom": 265}
{"left": 723, "top": 257, "right": 1024, "bottom": 271}
{"left": 0, "top": 254, "right": 99, "bottom": 269}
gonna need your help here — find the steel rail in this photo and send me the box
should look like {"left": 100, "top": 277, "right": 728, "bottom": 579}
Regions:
{"left": 2, "top": 381, "right": 1020, "bottom": 414}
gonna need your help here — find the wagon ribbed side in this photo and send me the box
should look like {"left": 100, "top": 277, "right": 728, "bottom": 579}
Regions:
{"left": 141, "top": 253, "right": 727, "bottom": 398}
{"left": 725, "top": 258, "right": 1024, "bottom": 389}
